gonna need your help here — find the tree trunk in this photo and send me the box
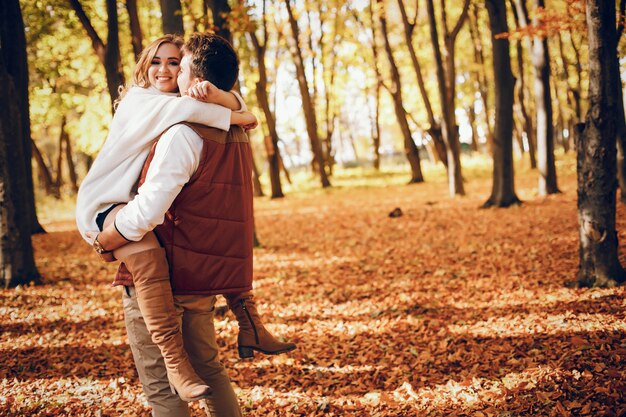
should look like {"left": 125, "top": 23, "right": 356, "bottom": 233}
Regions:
{"left": 0, "top": 0, "right": 41, "bottom": 287}
{"left": 575, "top": 0, "right": 626, "bottom": 287}
{"left": 55, "top": 119, "right": 64, "bottom": 189}
{"left": 616, "top": 93, "right": 626, "bottom": 203}
{"left": 318, "top": 4, "right": 341, "bottom": 175}
{"left": 426, "top": 0, "right": 468, "bottom": 196}
{"left": 84, "top": 154, "right": 93, "bottom": 173}
{"left": 378, "top": 0, "right": 423, "bottom": 183}
{"left": 469, "top": 5, "right": 494, "bottom": 154}
{"left": 126, "top": 0, "right": 144, "bottom": 60}
{"left": 160, "top": 0, "right": 184, "bottom": 35}
{"left": 104, "top": 0, "right": 125, "bottom": 112}
{"left": 248, "top": 6, "right": 285, "bottom": 199}
{"left": 513, "top": 114, "right": 526, "bottom": 155}
{"left": 532, "top": 0, "right": 559, "bottom": 195}
{"left": 31, "top": 139, "right": 58, "bottom": 198}
{"left": 509, "top": 0, "right": 537, "bottom": 168}
{"left": 467, "top": 105, "right": 479, "bottom": 152}
{"left": 569, "top": 32, "right": 584, "bottom": 121}
{"left": 285, "top": 0, "right": 331, "bottom": 188}
{"left": 557, "top": 33, "right": 578, "bottom": 121}
{"left": 64, "top": 131, "right": 79, "bottom": 194}
{"left": 208, "top": 0, "right": 232, "bottom": 41}
{"left": 483, "top": 0, "right": 521, "bottom": 208}
{"left": 371, "top": 81, "right": 382, "bottom": 170}
{"left": 263, "top": 134, "right": 284, "bottom": 198}
{"left": 255, "top": 77, "right": 282, "bottom": 199}
{"left": 365, "top": 1, "right": 383, "bottom": 171}
{"left": 397, "top": 0, "right": 447, "bottom": 166}
{"left": 550, "top": 64, "right": 568, "bottom": 152}
{"left": 2, "top": 0, "right": 44, "bottom": 234}
{"left": 250, "top": 149, "right": 264, "bottom": 197}
{"left": 612, "top": 0, "right": 626, "bottom": 204}
{"left": 70, "top": 0, "right": 126, "bottom": 113}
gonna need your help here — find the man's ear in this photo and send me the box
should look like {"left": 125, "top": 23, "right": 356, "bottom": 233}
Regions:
{"left": 191, "top": 77, "right": 203, "bottom": 87}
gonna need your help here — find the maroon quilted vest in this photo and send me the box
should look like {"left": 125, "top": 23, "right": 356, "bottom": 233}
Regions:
{"left": 137, "top": 122, "right": 254, "bottom": 295}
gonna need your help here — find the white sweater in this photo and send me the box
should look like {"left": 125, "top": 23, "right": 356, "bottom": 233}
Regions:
{"left": 75, "top": 86, "right": 242, "bottom": 243}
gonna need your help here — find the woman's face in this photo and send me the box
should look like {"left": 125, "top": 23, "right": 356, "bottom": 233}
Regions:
{"left": 147, "top": 43, "right": 181, "bottom": 93}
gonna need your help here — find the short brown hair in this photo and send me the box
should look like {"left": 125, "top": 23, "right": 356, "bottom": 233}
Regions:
{"left": 181, "top": 33, "right": 239, "bottom": 91}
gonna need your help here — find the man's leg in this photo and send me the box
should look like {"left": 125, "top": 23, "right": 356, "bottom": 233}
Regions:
{"left": 175, "top": 295, "right": 242, "bottom": 417}
{"left": 123, "top": 286, "right": 191, "bottom": 417}
{"left": 107, "top": 205, "right": 210, "bottom": 402}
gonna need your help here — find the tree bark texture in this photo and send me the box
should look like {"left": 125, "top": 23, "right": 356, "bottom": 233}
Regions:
{"left": 285, "top": 0, "right": 331, "bottom": 188}
{"left": 467, "top": 105, "right": 479, "bottom": 152}
{"left": 160, "top": 0, "right": 184, "bottom": 35}
{"left": 616, "top": 0, "right": 626, "bottom": 204}
{"left": 55, "top": 118, "right": 64, "bottom": 189}
{"left": 365, "top": 0, "right": 383, "bottom": 170}
{"left": 397, "top": 0, "right": 447, "bottom": 166}
{"left": 1, "top": 0, "right": 44, "bottom": 234}
{"left": 469, "top": 5, "right": 494, "bottom": 154}
{"left": 319, "top": 7, "right": 341, "bottom": 175}
{"left": 371, "top": 83, "right": 382, "bottom": 170}
{"left": 575, "top": 0, "right": 626, "bottom": 287}
{"left": 532, "top": 0, "right": 559, "bottom": 195}
{"left": 248, "top": 13, "right": 284, "bottom": 198}
{"left": 208, "top": 0, "right": 232, "bottom": 41}
{"left": 251, "top": 153, "right": 264, "bottom": 197}
{"left": 617, "top": 108, "right": 626, "bottom": 203}
{"left": 64, "top": 128, "right": 78, "bottom": 193}
{"left": 483, "top": 0, "right": 520, "bottom": 208}
{"left": 509, "top": 0, "right": 537, "bottom": 168}
{"left": 126, "top": 0, "right": 144, "bottom": 59}
{"left": 31, "top": 139, "right": 58, "bottom": 198}
{"left": 378, "top": 0, "right": 423, "bottom": 183}
{"left": 426, "top": 0, "right": 468, "bottom": 196}
{"left": 0, "top": 0, "right": 41, "bottom": 287}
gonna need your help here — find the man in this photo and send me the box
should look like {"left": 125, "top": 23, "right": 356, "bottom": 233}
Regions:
{"left": 96, "top": 33, "right": 254, "bottom": 417}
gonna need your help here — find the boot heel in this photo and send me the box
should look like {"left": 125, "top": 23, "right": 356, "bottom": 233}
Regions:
{"left": 238, "top": 346, "right": 254, "bottom": 359}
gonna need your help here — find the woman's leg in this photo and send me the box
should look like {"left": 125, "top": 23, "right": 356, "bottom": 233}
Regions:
{"left": 224, "top": 291, "right": 296, "bottom": 359}
{"left": 104, "top": 205, "right": 211, "bottom": 402}
{"left": 102, "top": 205, "right": 161, "bottom": 260}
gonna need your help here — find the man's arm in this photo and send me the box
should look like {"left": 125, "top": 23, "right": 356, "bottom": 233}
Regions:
{"left": 96, "top": 125, "right": 202, "bottom": 252}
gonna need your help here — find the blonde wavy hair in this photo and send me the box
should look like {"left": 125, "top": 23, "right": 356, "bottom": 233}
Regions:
{"left": 116, "top": 34, "right": 184, "bottom": 106}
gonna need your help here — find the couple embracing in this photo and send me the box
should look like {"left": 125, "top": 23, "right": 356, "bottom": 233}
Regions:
{"left": 76, "top": 32, "right": 295, "bottom": 416}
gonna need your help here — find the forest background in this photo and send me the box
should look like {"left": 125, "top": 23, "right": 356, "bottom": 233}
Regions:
{"left": 1, "top": 0, "right": 626, "bottom": 415}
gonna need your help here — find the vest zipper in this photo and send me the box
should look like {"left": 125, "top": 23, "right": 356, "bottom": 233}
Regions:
{"left": 241, "top": 300, "right": 259, "bottom": 345}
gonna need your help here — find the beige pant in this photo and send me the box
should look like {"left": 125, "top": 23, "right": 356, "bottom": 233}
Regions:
{"left": 122, "top": 287, "right": 242, "bottom": 417}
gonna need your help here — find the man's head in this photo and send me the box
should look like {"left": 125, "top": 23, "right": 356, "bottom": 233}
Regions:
{"left": 177, "top": 33, "right": 239, "bottom": 96}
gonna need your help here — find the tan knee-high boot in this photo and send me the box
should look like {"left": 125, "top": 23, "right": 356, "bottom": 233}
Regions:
{"left": 123, "top": 248, "right": 211, "bottom": 402}
{"left": 226, "top": 292, "right": 296, "bottom": 359}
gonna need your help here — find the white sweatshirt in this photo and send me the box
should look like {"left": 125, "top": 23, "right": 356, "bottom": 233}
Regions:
{"left": 75, "top": 86, "right": 243, "bottom": 243}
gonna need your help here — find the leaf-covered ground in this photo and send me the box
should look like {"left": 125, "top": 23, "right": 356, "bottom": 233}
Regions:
{"left": 2, "top": 162, "right": 626, "bottom": 416}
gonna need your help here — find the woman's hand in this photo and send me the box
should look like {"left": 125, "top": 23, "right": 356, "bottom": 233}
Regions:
{"left": 86, "top": 231, "right": 117, "bottom": 262}
{"left": 187, "top": 81, "right": 220, "bottom": 103}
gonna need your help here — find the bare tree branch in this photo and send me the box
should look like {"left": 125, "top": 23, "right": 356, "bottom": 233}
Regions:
{"left": 68, "top": 0, "right": 105, "bottom": 64}
{"left": 450, "top": 0, "right": 471, "bottom": 42}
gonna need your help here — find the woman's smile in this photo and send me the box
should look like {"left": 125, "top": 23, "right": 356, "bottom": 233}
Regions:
{"left": 148, "top": 43, "right": 181, "bottom": 93}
